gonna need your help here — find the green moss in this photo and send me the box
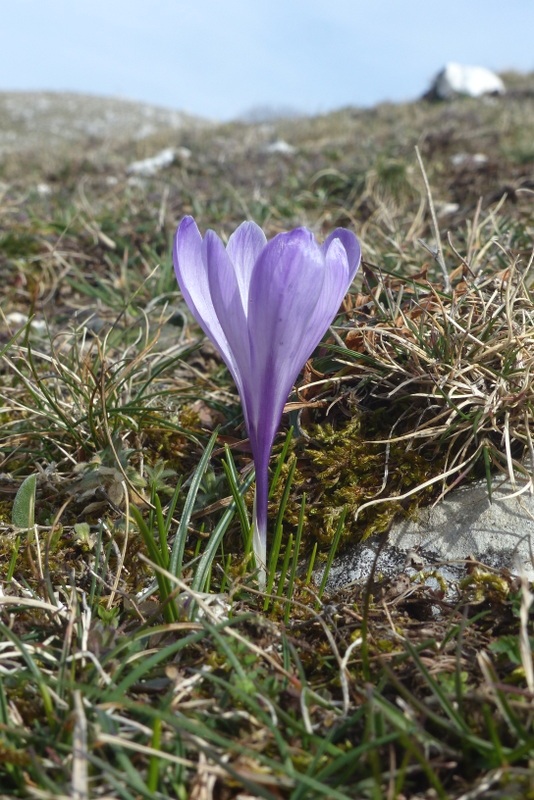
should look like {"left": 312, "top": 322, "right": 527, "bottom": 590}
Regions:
{"left": 139, "top": 406, "right": 203, "bottom": 470}
{"left": 0, "top": 229, "right": 40, "bottom": 258}
{"left": 0, "top": 500, "right": 12, "bottom": 525}
{"left": 271, "top": 408, "right": 444, "bottom": 550}
{"left": 460, "top": 568, "right": 511, "bottom": 602}
{"left": 0, "top": 741, "right": 30, "bottom": 767}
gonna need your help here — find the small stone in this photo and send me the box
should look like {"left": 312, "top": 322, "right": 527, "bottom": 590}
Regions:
{"left": 436, "top": 202, "right": 460, "bottom": 217}
{"left": 127, "top": 146, "right": 177, "bottom": 176}
{"left": 5, "top": 312, "right": 47, "bottom": 334}
{"left": 451, "top": 152, "right": 488, "bottom": 167}
{"left": 264, "top": 140, "right": 296, "bottom": 155}
{"left": 426, "top": 63, "right": 505, "bottom": 100}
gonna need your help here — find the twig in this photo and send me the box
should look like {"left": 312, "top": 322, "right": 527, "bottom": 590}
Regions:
{"left": 415, "top": 145, "right": 451, "bottom": 292}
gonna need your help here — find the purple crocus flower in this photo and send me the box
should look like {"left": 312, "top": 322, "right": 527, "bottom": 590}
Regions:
{"left": 173, "top": 216, "right": 360, "bottom": 586}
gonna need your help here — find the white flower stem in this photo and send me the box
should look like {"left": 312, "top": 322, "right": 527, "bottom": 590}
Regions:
{"left": 251, "top": 487, "right": 267, "bottom": 591}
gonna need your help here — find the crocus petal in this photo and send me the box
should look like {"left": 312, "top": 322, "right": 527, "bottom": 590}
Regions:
{"left": 173, "top": 217, "right": 237, "bottom": 379}
{"left": 203, "top": 231, "right": 251, "bottom": 377}
{"left": 322, "top": 227, "right": 361, "bottom": 276}
{"left": 226, "top": 221, "right": 267, "bottom": 309}
{"left": 248, "top": 228, "right": 325, "bottom": 373}
{"left": 307, "top": 233, "right": 360, "bottom": 342}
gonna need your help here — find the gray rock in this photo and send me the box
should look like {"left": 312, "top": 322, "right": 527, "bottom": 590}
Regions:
{"left": 323, "top": 474, "right": 534, "bottom": 592}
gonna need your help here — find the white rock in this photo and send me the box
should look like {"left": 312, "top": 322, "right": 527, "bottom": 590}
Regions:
{"left": 429, "top": 63, "right": 505, "bottom": 100}
{"left": 127, "top": 146, "right": 178, "bottom": 177}
{"left": 264, "top": 139, "right": 296, "bottom": 155}
{"left": 5, "top": 312, "right": 28, "bottom": 326}
{"left": 450, "top": 152, "right": 488, "bottom": 167}
{"left": 436, "top": 201, "right": 460, "bottom": 217}
{"left": 5, "top": 312, "right": 47, "bottom": 334}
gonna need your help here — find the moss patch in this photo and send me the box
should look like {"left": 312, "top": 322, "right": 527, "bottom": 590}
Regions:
{"left": 270, "top": 408, "right": 445, "bottom": 550}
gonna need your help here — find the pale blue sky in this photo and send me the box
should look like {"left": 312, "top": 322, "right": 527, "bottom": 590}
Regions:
{"left": 1, "top": 0, "right": 533, "bottom": 120}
